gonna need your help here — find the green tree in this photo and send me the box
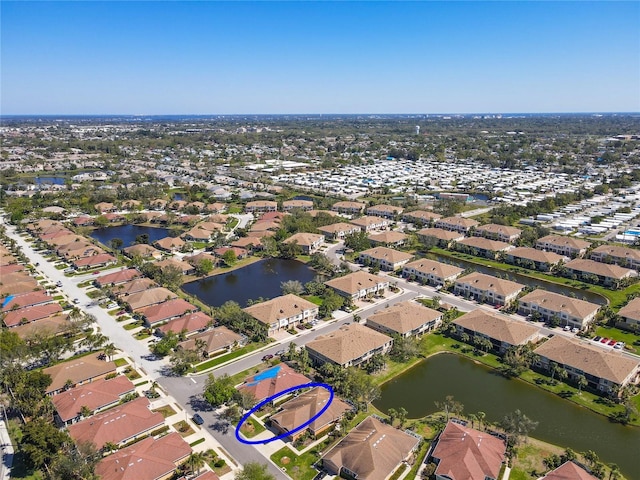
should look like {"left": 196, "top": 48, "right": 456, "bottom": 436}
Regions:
{"left": 19, "top": 418, "right": 69, "bottom": 470}
{"left": 49, "top": 441, "right": 100, "bottom": 480}
{"left": 278, "top": 240, "right": 302, "bottom": 259}
{"left": 203, "top": 373, "right": 236, "bottom": 407}
{"left": 234, "top": 461, "right": 276, "bottom": 480}
{"left": 435, "top": 395, "right": 464, "bottom": 422}
{"left": 320, "top": 289, "right": 344, "bottom": 317}
{"left": 390, "top": 335, "right": 420, "bottom": 362}
{"left": 222, "top": 249, "right": 237, "bottom": 266}
{"left": 110, "top": 237, "right": 123, "bottom": 250}
{"left": 151, "top": 331, "right": 179, "bottom": 357}
{"left": 576, "top": 374, "right": 588, "bottom": 393}
{"left": 195, "top": 258, "right": 214, "bottom": 276}
{"left": 500, "top": 409, "right": 538, "bottom": 446}
{"left": 344, "top": 231, "right": 371, "bottom": 252}
{"left": 169, "top": 347, "right": 200, "bottom": 375}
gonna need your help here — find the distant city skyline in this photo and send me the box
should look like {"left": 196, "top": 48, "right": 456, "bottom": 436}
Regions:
{"left": 1, "top": 1, "right": 639, "bottom": 115}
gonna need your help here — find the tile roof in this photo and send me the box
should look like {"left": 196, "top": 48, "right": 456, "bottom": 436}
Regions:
{"left": 537, "top": 235, "right": 591, "bottom": 250}
{"left": 436, "top": 216, "right": 480, "bottom": 228}
{"left": 590, "top": 244, "right": 640, "bottom": 262}
{"left": 350, "top": 216, "right": 388, "bottom": 228}
{"left": 243, "top": 294, "right": 318, "bottom": 326}
{"left": 359, "top": 247, "right": 413, "bottom": 264}
{"left": 73, "top": 253, "right": 116, "bottom": 268}
{"left": 137, "top": 298, "right": 197, "bottom": 325}
{"left": 270, "top": 387, "right": 352, "bottom": 434}
{"left": 52, "top": 375, "right": 135, "bottom": 422}
{"left": 95, "top": 432, "right": 191, "bottom": 480}
{"left": 416, "top": 227, "right": 465, "bottom": 241}
{"left": 125, "top": 287, "right": 177, "bottom": 311}
{"left": 432, "top": 421, "right": 506, "bottom": 480}
{"left": 113, "top": 278, "right": 158, "bottom": 297}
{"left": 540, "top": 461, "right": 599, "bottom": 480}
{"left": 178, "top": 326, "right": 243, "bottom": 354}
{"left": 367, "top": 231, "right": 408, "bottom": 244}
{"left": 67, "top": 397, "right": 164, "bottom": 449}
{"left": 282, "top": 232, "right": 324, "bottom": 247}
{"left": 403, "top": 258, "right": 464, "bottom": 279}
{"left": 12, "top": 313, "right": 69, "bottom": 338}
{"left": 565, "top": 258, "right": 636, "bottom": 280}
{"left": 322, "top": 416, "right": 420, "bottom": 480}
{"left": 533, "top": 335, "right": 640, "bottom": 385}
{"left": 157, "top": 311, "right": 214, "bottom": 336}
{"left": 507, "top": 247, "right": 565, "bottom": 264}
{"left": 617, "top": 296, "right": 640, "bottom": 321}
{"left": 238, "top": 364, "right": 312, "bottom": 402}
{"left": 403, "top": 210, "right": 442, "bottom": 222}
{"left": 96, "top": 269, "right": 141, "bottom": 287}
{"left": 456, "top": 236, "right": 513, "bottom": 252}
{"left": 454, "top": 272, "right": 525, "bottom": 297}
{"left": 475, "top": 223, "right": 522, "bottom": 236}
{"left": 2, "top": 290, "right": 54, "bottom": 311}
{"left": 366, "top": 301, "right": 441, "bottom": 335}
{"left": 324, "top": 271, "right": 388, "bottom": 296}
{"left": 3, "top": 303, "right": 63, "bottom": 327}
{"left": 518, "top": 290, "right": 600, "bottom": 319}
{"left": 317, "top": 222, "right": 361, "bottom": 235}
{"left": 453, "top": 309, "right": 540, "bottom": 346}
{"left": 305, "top": 323, "right": 392, "bottom": 366}
{"left": 44, "top": 353, "right": 117, "bottom": 394}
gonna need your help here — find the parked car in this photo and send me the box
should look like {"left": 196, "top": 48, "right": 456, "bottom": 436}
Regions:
{"left": 593, "top": 336, "right": 602, "bottom": 342}
{"left": 571, "top": 327, "right": 579, "bottom": 334}
{"left": 72, "top": 298, "right": 79, "bottom": 304}
{"left": 614, "top": 342, "right": 625, "bottom": 350}
{"left": 262, "top": 354, "right": 274, "bottom": 361}
{"left": 600, "top": 337, "right": 610, "bottom": 344}
{"left": 192, "top": 414, "right": 204, "bottom": 425}
{"left": 608, "top": 339, "right": 617, "bottom": 346}
{"left": 563, "top": 325, "right": 571, "bottom": 331}
{"left": 56, "top": 281, "right": 63, "bottom": 287}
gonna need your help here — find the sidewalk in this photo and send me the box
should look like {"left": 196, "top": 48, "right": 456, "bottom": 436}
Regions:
{"left": 0, "top": 410, "right": 14, "bottom": 480}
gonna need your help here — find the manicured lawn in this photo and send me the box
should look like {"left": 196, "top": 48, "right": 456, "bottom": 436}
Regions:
{"left": 173, "top": 420, "right": 195, "bottom": 437}
{"left": 270, "top": 446, "right": 319, "bottom": 480}
{"left": 153, "top": 405, "right": 177, "bottom": 418}
{"left": 190, "top": 437, "right": 206, "bottom": 447}
{"left": 113, "top": 358, "right": 128, "bottom": 367}
{"left": 123, "top": 321, "right": 143, "bottom": 330}
{"left": 227, "top": 205, "right": 243, "bottom": 214}
{"left": 239, "top": 416, "right": 266, "bottom": 438}
{"left": 135, "top": 331, "right": 151, "bottom": 340}
{"left": 304, "top": 295, "right": 323, "bottom": 306}
{"left": 594, "top": 326, "right": 640, "bottom": 354}
{"left": 124, "top": 368, "right": 141, "bottom": 380}
{"left": 194, "top": 343, "right": 265, "bottom": 372}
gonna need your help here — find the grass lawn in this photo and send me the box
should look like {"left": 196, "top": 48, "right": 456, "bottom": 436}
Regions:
{"left": 227, "top": 205, "right": 243, "bottom": 214}
{"left": 195, "top": 343, "right": 265, "bottom": 372}
{"left": 124, "top": 368, "right": 141, "bottom": 380}
{"left": 53, "top": 295, "right": 64, "bottom": 300}
{"left": 134, "top": 331, "right": 151, "bottom": 340}
{"left": 108, "top": 308, "right": 122, "bottom": 315}
{"left": 270, "top": 446, "right": 319, "bottom": 480}
{"left": 123, "top": 321, "right": 143, "bottom": 330}
{"left": 77, "top": 280, "right": 93, "bottom": 288}
{"left": 113, "top": 358, "right": 128, "bottom": 367}
{"left": 304, "top": 295, "right": 323, "bottom": 306}
{"left": 190, "top": 438, "right": 206, "bottom": 447}
{"left": 594, "top": 325, "right": 640, "bottom": 354}
{"left": 239, "top": 416, "right": 266, "bottom": 438}
{"left": 153, "top": 405, "right": 178, "bottom": 418}
{"left": 86, "top": 290, "right": 103, "bottom": 299}
{"left": 173, "top": 420, "right": 195, "bottom": 437}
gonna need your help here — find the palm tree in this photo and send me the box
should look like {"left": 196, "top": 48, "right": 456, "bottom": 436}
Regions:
{"left": 103, "top": 343, "right": 117, "bottom": 362}
{"left": 187, "top": 451, "right": 206, "bottom": 476}
{"left": 79, "top": 405, "right": 92, "bottom": 419}
{"left": 476, "top": 411, "right": 486, "bottom": 431}
{"left": 576, "top": 374, "right": 588, "bottom": 393}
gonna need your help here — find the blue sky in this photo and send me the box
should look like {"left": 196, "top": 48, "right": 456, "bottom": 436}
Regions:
{"left": 2, "top": 1, "right": 639, "bottom": 114}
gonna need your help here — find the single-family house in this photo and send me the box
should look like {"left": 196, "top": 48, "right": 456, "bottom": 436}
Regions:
{"left": 178, "top": 326, "right": 245, "bottom": 358}
{"left": 237, "top": 364, "right": 312, "bottom": 402}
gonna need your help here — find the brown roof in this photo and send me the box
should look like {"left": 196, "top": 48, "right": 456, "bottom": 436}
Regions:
{"left": 126, "top": 287, "right": 178, "bottom": 311}
{"left": 432, "top": 421, "right": 506, "bottom": 480}
{"left": 541, "top": 461, "right": 599, "bottom": 480}
{"left": 43, "top": 353, "right": 117, "bottom": 394}
{"left": 154, "top": 258, "right": 193, "bottom": 274}
{"left": 403, "top": 258, "right": 464, "bottom": 279}
{"left": 12, "top": 314, "right": 69, "bottom": 338}
{"left": 518, "top": 290, "right": 600, "bottom": 319}
{"left": 184, "top": 252, "right": 218, "bottom": 266}
{"left": 537, "top": 235, "right": 591, "bottom": 251}
{"left": 366, "top": 301, "right": 441, "bottom": 335}
{"left": 246, "top": 200, "right": 277, "bottom": 208}
{"left": 456, "top": 236, "right": 513, "bottom": 252}
{"left": 403, "top": 210, "right": 442, "bottom": 222}
{"left": 282, "top": 232, "right": 324, "bottom": 247}
{"left": 367, "top": 231, "right": 408, "bottom": 244}
{"left": 244, "top": 294, "right": 317, "bottom": 326}
{"left": 350, "top": 216, "right": 388, "bottom": 228}
{"left": 122, "top": 244, "right": 163, "bottom": 258}
{"left": 359, "top": 246, "right": 413, "bottom": 264}
{"left": 317, "top": 222, "right": 360, "bottom": 235}
{"left": 453, "top": 309, "right": 540, "bottom": 346}
{"left": 475, "top": 223, "right": 522, "bottom": 237}
{"left": 73, "top": 253, "right": 116, "bottom": 268}
{"left": 178, "top": 326, "right": 244, "bottom": 354}
{"left": 324, "top": 271, "right": 388, "bottom": 296}
{"left": 367, "top": 204, "right": 403, "bottom": 214}
{"left": 231, "top": 236, "right": 263, "bottom": 249}
{"left": 533, "top": 336, "right": 640, "bottom": 385}
{"left": 306, "top": 323, "right": 392, "bottom": 366}
{"left": 52, "top": 375, "right": 135, "bottom": 422}
{"left": 283, "top": 199, "right": 314, "bottom": 209}
{"left": 113, "top": 278, "right": 157, "bottom": 297}
{"left": 507, "top": 247, "right": 565, "bottom": 264}
{"left": 416, "top": 227, "right": 465, "bottom": 241}
{"left": 436, "top": 216, "right": 480, "bottom": 229}
{"left": 308, "top": 209, "right": 338, "bottom": 218}
{"left": 591, "top": 244, "right": 640, "bottom": 262}
{"left": 68, "top": 397, "right": 164, "bottom": 449}
{"left": 154, "top": 236, "right": 186, "bottom": 250}
{"left": 238, "top": 363, "right": 312, "bottom": 402}
{"left": 137, "top": 298, "right": 197, "bottom": 325}
{"left": 96, "top": 432, "right": 191, "bottom": 480}
{"left": 96, "top": 268, "right": 141, "bottom": 287}
{"left": 455, "top": 272, "right": 524, "bottom": 297}
{"left": 157, "top": 311, "right": 214, "bottom": 336}
{"left": 3, "top": 303, "right": 63, "bottom": 327}
{"left": 332, "top": 201, "right": 366, "bottom": 211}
{"left": 617, "top": 296, "right": 640, "bottom": 321}
{"left": 565, "top": 258, "right": 636, "bottom": 280}
{"left": 270, "top": 387, "right": 352, "bottom": 434}
{"left": 322, "top": 416, "right": 420, "bottom": 480}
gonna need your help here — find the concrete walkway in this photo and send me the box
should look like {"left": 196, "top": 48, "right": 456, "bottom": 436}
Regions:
{"left": 0, "top": 409, "right": 14, "bottom": 480}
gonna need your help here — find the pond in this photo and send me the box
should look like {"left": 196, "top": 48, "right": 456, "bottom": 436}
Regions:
{"left": 35, "top": 176, "right": 66, "bottom": 185}
{"left": 374, "top": 353, "right": 639, "bottom": 478}
{"left": 182, "top": 258, "right": 320, "bottom": 307}
{"left": 89, "top": 225, "right": 170, "bottom": 249}
{"left": 428, "top": 253, "right": 606, "bottom": 305}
